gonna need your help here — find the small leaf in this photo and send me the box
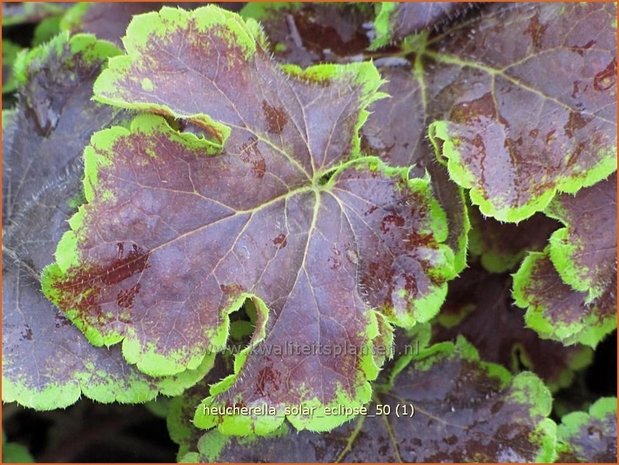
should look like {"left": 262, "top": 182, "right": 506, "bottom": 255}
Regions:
{"left": 2, "top": 40, "right": 23, "bottom": 94}
{"left": 547, "top": 173, "right": 616, "bottom": 302}
{"left": 433, "top": 266, "right": 592, "bottom": 391}
{"left": 372, "top": 2, "right": 476, "bottom": 49}
{"left": 43, "top": 6, "right": 456, "bottom": 434}
{"left": 241, "top": 2, "right": 372, "bottom": 67}
{"left": 513, "top": 250, "right": 616, "bottom": 348}
{"left": 2, "top": 432, "right": 34, "bottom": 463}
{"left": 557, "top": 397, "right": 617, "bottom": 462}
{"left": 428, "top": 3, "right": 617, "bottom": 222}
{"left": 172, "top": 338, "right": 557, "bottom": 462}
{"left": 60, "top": 3, "right": 198, "bottom": 47}
{"left": 2, "top": 33, "right": 212, "bottom": 411}
{"left": 2, "top": 2, "right": 70, "bottom": 26}
{"left": 468, "top": 206, "right": 559, "bottom": 273}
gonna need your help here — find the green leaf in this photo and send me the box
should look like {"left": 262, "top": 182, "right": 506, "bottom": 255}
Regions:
{"left": 43, "top": 6, "right": 456, "bottom": 434}
{"left": 434, "top": 266, "right": 593, "bottom": 392}
{"left": 2, "top": 33, "right": 212, "bottom": 411}
{"left": 170, "top": 338, "right": 557, "bottom": 462}
{"left": 2, "top": 432, "right": 34, "bottom": 463}
{"left": 557, "top": 397, "right": 617, "bottom": 462}
{"left": 2, "top": 40, "right": 23, "bottom": 94}
{"left": 427, "top": 3, "right": 617, "bottom": 222}
{"left": 513, "top": 249, "right": 616, "bottom": 348}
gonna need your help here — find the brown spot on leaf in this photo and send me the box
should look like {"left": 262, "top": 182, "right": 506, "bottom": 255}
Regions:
{"left": 240, "top": 137, "right": 266, "bottom": 178}
{"left": 262, "top": 100, "right": 288, "bottom": 134}
{"left": 450, "top": 93, "right": 496, "bottom": 124}
{"left": 570, "top": 39, "right": 596, "bottom": 56}
{"left": 117, "top": 283, "right": 141, "bottom": 309}
{"left": 523, "top": 12, "right": 547, "bottom": 49}
{"left": 380, "top": 214, "right": 405, "bottom": 233}
{"left": 53, "top": 243, "right": 150, "bottom": 327}
{"left": 21, "top": 325, "right": 33, "bottom": 341}
{"left": 273, "top": 233, "right": 287, "bottom": 249}
{"left": 593, "top": 58, "right": 617, "bottom": 92}
{"left": 564, "top": 111, "right": 591, "bottom": 138}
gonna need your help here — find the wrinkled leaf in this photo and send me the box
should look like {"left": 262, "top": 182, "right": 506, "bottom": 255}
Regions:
{"left": 171, "top": 337, "right": 557, "bottom": 462}
{"left": 513, "top": 249, "right": 616, "bottom": 348}
{"left": 372, "top": 2, "right": 476, "bottom": 49}
{"left": 547, "top": 173, "right": 617, "bottom": 302}
{"left": 2, "top": 33, "right": 212, "bottom": 411}
{"left": 42, "top": 6, "right": 455, "bottom": 434}
{"left": 362, "top": 65, "right": 470, "bottom": 274}
{"left": 433, "top": 266, "right": 592, "bottom": 391}
{"left": 557, "top": 397, "right": 617, "bottom": 463}
{"left": 427, "top": 3, "right": 617, "bottom": 222}
{"left": 468, "top": 206, "right": 558, "bottom": 273}
{"left": 240, "top": 2, "right": 372, "bottom": 67}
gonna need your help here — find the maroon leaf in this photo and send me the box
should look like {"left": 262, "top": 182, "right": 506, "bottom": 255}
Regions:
{"left": 433, "top": 265, "right": 592, "bottom": 391}
{"left": 2, "top": 34, "right": 211, "bottom": 410}
{"left": 546, "top": 173, "right": 617, "bottom": 302}
{"left": 428, "top": 3, "right": 617, "bottom": 222}
{"left": 468, "top": 206, "right": 559, "bottom": 273}
{"left": 43, "top": 7, "right": 456, "bottom": 434}
{"left": 362, "top": 65, "right": 470, "bottom": 273}
{"left": 557, "top": 397, "right": 617, "bottom": 463}
{"left": 170, "top": 338, "right": 556, "bottom": 462}
{"left": 373, "top": 2, "right": 478, "bottom": 48}
{"left": 241, "top": 3, "right": 373, "bottom": 67}
{"left": 513, "top": 250, "right": 616, "bottom": 348}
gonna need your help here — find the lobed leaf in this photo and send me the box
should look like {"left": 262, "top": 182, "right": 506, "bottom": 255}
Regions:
{"left": 42, "top": 6, "right": 456, "bottom": 434}
{"left": 171, "top": 338, "right": 557, "bottom": 462}
{"left": 556, "top": 397, "right": 617, "bottom": 462}
{"left": 513, "top": 174, "right": 616, "bottom": 348}
{"left": 2, "top": 33, "right": 212, "bottom": 411}
{"left": 427, "top": 3, "right": 617, "bottom": 222}
{"left": 513, "top": 250, "right": 616, "bottom": 348}
{"left": 546, "top": 173, "right": 617, "bottom": 303}
{"left": 433, "top": 266, "right": 592, "bottom": 391}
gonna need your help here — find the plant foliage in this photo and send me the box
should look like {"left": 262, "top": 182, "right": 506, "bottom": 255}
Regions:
{"left": 2, "top": 2, "right": 616, "bottom": 462}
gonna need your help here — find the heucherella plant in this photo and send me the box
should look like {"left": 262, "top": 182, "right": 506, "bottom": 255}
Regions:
{"left": 2, "top": 2, "right": 616, "bottom": 462}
